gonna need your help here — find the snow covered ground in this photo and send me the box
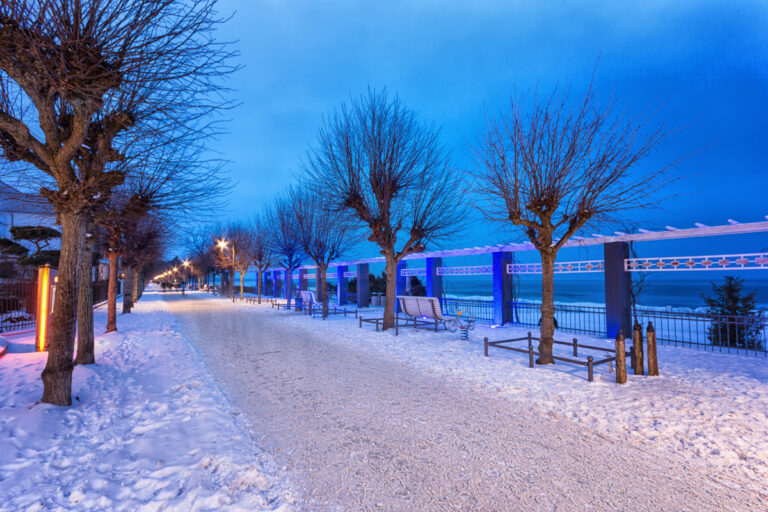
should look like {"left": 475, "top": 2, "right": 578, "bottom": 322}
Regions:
{"left": 234, "top": 296, "right": 768, "bottom": 500}
{"left": 0, "top": 289, "right": 292, "bottom": 512}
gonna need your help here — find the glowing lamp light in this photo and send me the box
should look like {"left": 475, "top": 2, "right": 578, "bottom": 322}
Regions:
{"left": 35, "top": 265, "right": 56, "bottom": 352}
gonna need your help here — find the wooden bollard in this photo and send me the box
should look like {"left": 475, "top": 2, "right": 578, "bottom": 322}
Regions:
{"left": 527, "top": 332, "right": 535, "bottom": 368}
{"left": 632, "top": 321, "right": 644, "bottom": 375}
{"left": 484, "top": 337, "right": 489, "bottom": 357}
{"left": 615, "top": 330, "right": 627, "bottom": 384}
{"left": 646, "top": 322, "right": 659, "bottom": 376}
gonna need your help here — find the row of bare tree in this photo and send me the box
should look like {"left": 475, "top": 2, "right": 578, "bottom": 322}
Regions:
{"left": 197, "top": 84, "right": 673, "bottom": 367}
{"left": 0, "top": 0, "right": 234, "bottom": 405}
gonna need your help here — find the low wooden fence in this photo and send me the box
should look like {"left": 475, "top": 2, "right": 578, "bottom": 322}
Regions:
{"left": 484, "top": 331, "right": 630, "bottom": 382}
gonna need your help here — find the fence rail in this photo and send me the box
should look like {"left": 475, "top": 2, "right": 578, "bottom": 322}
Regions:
{"left": 439, "top": 297, "right": 495, "bottom": 323}
{"left": 438, "top": 297, "right": 767, "bottom": 357}
{"left": 0, "top": 279, "right": 36, "bottom": 333}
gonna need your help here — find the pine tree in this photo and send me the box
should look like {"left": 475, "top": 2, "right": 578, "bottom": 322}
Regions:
{"left": 703, "top": 276, "right": 763, "bottom": 350}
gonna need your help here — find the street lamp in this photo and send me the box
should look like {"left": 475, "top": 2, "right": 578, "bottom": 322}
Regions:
{"left": 216, "top": 238, "right": 236, "bottom": 296}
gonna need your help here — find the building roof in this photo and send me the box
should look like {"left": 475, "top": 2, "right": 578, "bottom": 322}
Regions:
{"left": 0, "top": 180, "right": 55, "bottom": 216}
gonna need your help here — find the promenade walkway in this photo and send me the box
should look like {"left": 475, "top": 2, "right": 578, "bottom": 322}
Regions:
{"left": 166, "top": 293, "right": 758, "bottom": 511}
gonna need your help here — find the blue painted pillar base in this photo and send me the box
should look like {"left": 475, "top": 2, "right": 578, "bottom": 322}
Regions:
{"left": 395, "top": 261, "right": 407, "bottom": 313}
{"left": 356, "top": 263, "right": 370, "bottom": 308}
{"left": 336, "top": 265, "right": 348, "bottom": 306}
{"left": 492, "top": 252, "right": 515, "bottom": 325}
{"left": 426, "top": 257, "right": 443, "bottom": 298}
{"left": 283, "top": 269, "right": 291, "bottom": 306}
{"left": 604, "top": 242, "right": 632, "bottom": 339}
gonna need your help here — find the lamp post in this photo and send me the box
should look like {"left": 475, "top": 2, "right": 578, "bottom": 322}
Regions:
{"left": 182, "top": 259, "right": 191, "bottom": 292}
{"left": 217, "top": 239, "right": 235, "bottom": 296}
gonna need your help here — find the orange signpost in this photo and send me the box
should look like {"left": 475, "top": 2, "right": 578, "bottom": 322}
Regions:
{"left": 35, "top": 265, "right": 57, "bottom": 352}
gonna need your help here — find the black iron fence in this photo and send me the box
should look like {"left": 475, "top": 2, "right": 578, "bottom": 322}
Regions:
{"left": 507, "top": 300, "right": 767, "bottom": 357}
{"left": 439, "top": 297, "right": 495, "bottom": 324}
{"left": 634, "top": 308, "right": 766, "bottom": 356}
{"left": 92, "top": 280, "right": 120, "bottom": 305}
{"left": 435, "top": 297, "right": 768, "bottom": 357}
{"left": 0, "top": 279, "right": 36, "bottom": 333}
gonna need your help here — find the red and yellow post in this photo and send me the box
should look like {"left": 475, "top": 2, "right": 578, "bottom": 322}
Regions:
{"left": 35, "top": 264, "right": 57, "bottom": 352}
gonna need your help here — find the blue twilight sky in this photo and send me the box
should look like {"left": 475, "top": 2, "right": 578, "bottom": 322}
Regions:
{"left": 212, "top": 0, "right": 768, "bottom": 258}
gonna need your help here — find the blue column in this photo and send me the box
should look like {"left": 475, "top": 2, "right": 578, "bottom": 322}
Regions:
{"left": 296, "top": 268, "right": 307, "bottom": 310}
{"left": 284, "top": 269, "right": 291, "bottom": 305}
{"left": 395, "top": 261, "right": 407, "bottom": 313}
{"left": 492, "top": 252, "right": 514, "bottom": 325}
{"left": 298, "top": 268, "right": 307, "bottom": 291}
{"left": 604, "top": 242, "right": 632, "bottom": 338}
{"left": 336, "top": 265, "right": 348, "bottom": 306}
{"left": 356, "top": 263, "right": 370, "bottom": 308}
{"left": 426, "top": 257, "right": 443, "bottom": 298}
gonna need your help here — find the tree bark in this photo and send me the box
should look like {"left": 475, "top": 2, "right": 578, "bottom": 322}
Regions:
{"left": 132, "top": 267, "right": 140, "bottom": 302}
{"left": 106, "top": 252, "right": 119, "bottom": 332}
{"left": 41, "top": 211, "right": 86, "bottom": 406}
{"left": 122, "top": 266, "right": 134, "bottom": 314}
{"left": 257, "top": 269, "right": 263, "bottom": 304}
{"left": 75, "top": 234, "right": 95, "bottom": 365}
{"left": 383, "top": 256, "right": 398, "bottom": 330}
{"left": 239, "top": 271, "right": 245, "bottom": 299}
{"left": 319, "top": 266, "right": 328, "bottom": 318}
{"left": 537, "top": 250, "right": 556, "bottom": 364}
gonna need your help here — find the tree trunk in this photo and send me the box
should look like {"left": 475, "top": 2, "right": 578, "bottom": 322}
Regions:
{"left": 383, "top": 256, "right": 398, "bottom": 330}
{"left": 41, "top": 211, "right": 86, "bottom": 406}
{"left": 132, "top": 267, "right": 140, "bottom": 302}
{"left": 537, "top": 250, "right": 556, "bottom": 364}
{"left": 122, "top": 266, "right": 134, "bottom": 314}
{"left": 319, "top": 266, "right": 328, "bottom": 318}
{"left": 106, "top": 252, "right": 118, "bottom": 332}
{"left": 257, "top": 269, "right": 263, "bottom": 304}
{"left": 75, "top": 234, "right": 95, "bottom": 365}
{"left": 239, "top": 271, "right": 245, "bottom": 299}
{"left": 285, "top": 268, "right": 293, "bottom": 308}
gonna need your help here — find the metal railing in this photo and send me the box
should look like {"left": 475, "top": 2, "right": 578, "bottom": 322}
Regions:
{"left": 0, "top": 279, "right": 36, "bottom": 333}
{"left": 439, "top": 297, "right": 495, "bottom": 323}
{"left": 635, "top": 308, "right": 766, "bottom": 356}
{"left": 507, "top": 301, "right": 607, "bottom": 337}
{"left": 92, "top": 280, "right": 120, "bottom": 305}
{"left": 508, "top": 301, "right": 767, "bottom": 356}
{"left": 434, "top": 297, "right": 768, "bottom": 357}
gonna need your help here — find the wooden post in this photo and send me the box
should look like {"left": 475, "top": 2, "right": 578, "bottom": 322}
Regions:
{"left": 615, "top": 329, "right": 627, "bottom": 384}
{"left": 647, "top": 321, "right": 659, "bottom": 376}
{"left": 587, "top": 356, "right": 594, "bottom": 382}
{"left": 527, "top": 332, "right": 534, "bottom": 368}
{"left": 632, "top": 321, "right": 644, "bottom": 375}
{"left": 572, "top": 337, "right": 578, "bottom": 357}
{"left": 484, "top": 337, "right": 489, "bottom": 357}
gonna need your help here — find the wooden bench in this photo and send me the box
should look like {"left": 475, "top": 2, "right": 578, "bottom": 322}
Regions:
{"left": 397, "top": 295, "right": 475, "bottom": 333}
{"left": 301, "top": 290, "right": 358, "bottom": 319}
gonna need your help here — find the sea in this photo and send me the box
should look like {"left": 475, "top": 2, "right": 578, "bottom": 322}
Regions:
{"left": 239, "top": 270, "right": 768, "bottom": 311}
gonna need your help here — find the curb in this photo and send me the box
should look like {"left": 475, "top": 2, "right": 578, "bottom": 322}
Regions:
{"left": 0, "top": 336, "right": 8, "bottom": 359}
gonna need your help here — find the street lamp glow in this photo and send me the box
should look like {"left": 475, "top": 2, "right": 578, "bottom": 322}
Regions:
{"left": 217, "top": 239, "right": 229, "bottom": 250}
{"left": 183, "top": 260, "right": 190, "bottom": 267}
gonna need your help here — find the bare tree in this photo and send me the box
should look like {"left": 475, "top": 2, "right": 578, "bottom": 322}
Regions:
{"left": 288, "top": 185, "right": 355, "bottom": 317}
{"left": 304, "top": 90, "right": 464, "bottom": 328}
{"left": 250, "top": 214, "right": 273, "bottom": 304}
{"left": 473, "top": 80, "right": 675, "bottom": 364}
{"left": 266, "top": 194, "right": 304, "bottom": 308}
{"left": 212, "top": 222, "right": 256, "bottom": 299}
{"left": 0, "top": 0, "right": 234, "bottom": 405}
{"left": 186, "top": 227, "right": 218, "bottom": 289}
